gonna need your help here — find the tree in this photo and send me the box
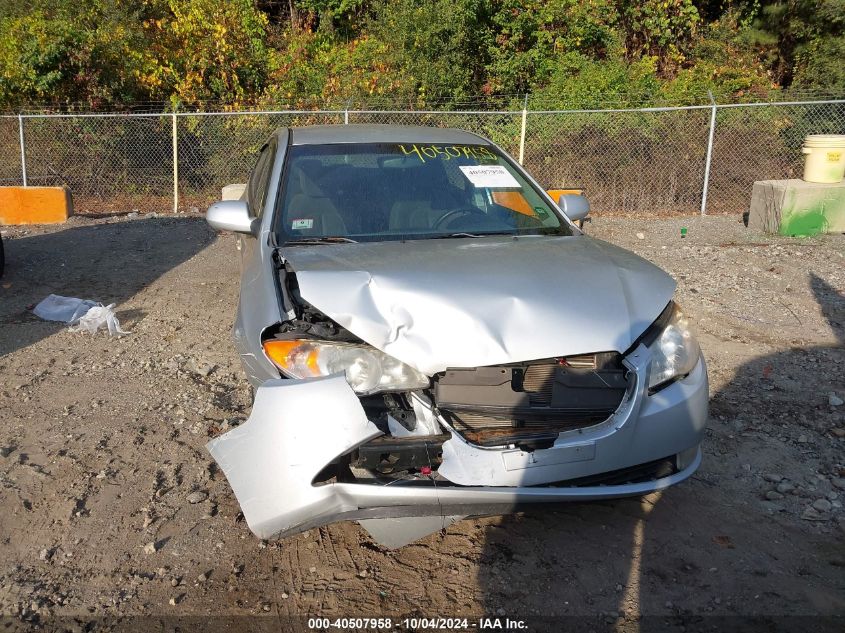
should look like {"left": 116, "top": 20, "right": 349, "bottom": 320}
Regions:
{"left": 0, "top": 0, "right": 150, "bottom": 109}
{"left": 143, "top": 0, "right": 270, "bottom": 107}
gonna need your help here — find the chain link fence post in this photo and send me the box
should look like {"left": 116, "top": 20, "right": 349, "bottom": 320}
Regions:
{"left": 518, "top": 95, "right": 528, "bottom": 165}
{"left": 18, "top": 114, "right": 27, "bottom": 186}
{"left": 172, "top": 112, "right": 179, "bottom": 213}
{"left": 700, "top": 90, "right": 717, "bottom": 215}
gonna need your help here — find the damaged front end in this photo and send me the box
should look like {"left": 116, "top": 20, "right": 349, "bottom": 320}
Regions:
{"left": 208, "top": 239, "right": 708, "bottom": 546}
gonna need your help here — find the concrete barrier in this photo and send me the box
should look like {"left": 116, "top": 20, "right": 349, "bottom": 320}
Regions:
{"left": 748, "top": 179, "right": 845, "bottom": 236}
{"left": 221, "top": 183, "right": 247, "bottom": 201}
{"left": 0, "top": 186, "right": 74, "bottom": 225}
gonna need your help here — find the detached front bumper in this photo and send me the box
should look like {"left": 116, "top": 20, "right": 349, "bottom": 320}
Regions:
{"left": 208, "top": 345, "right": 708, "bottom": 541}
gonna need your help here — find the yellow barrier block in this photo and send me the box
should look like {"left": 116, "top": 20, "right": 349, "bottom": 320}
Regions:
{"left": 546, "top": 188, "right": 584, "bottom": 202}
{"left": 0, "top": 186, "right": 73, "bottom": 225}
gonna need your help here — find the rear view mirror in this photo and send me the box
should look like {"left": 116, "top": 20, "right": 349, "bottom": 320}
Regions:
{"left": 557, "top": 193, "right": 591, "bottom": 223}
{"left": 206, "top": 200, "right": 254, "bottom": 234}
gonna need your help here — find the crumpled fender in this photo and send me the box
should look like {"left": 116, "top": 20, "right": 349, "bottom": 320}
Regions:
{"left": 206, "top": 375, "right": 382, "bottom": 539}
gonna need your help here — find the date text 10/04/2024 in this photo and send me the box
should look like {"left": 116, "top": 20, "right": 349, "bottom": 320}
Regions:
{"left": 307, "top": 617, "right": 528, "bottom": 630}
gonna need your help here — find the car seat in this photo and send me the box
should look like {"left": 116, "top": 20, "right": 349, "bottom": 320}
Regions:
{"left": 285, "top": 160, "right": 347, "bottom": 235}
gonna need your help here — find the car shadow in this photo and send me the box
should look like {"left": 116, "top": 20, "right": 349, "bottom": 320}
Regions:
{"left": 0, "top": 217, "right": 216, "bottom": 357}
{"left": 473, "top": 273, "right": 844, "bottom": 631}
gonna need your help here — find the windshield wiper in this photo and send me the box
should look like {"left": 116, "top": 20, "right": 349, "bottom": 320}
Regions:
{"left": 283, "top": 236, "right": 358, "bottom": 245}
{"left": 432, "top": 231, "right": 515, "bottom": 239}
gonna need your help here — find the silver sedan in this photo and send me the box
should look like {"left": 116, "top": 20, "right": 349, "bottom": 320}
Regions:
{"left": 205, "top": 125, "right": 708, "bottom": 547}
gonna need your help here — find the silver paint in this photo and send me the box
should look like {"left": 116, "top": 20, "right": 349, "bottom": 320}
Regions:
{"left": 285, "top": 235, "right": 675, "bottom": 375}
{"left": 206, "top": 125, "right": 708, "bottom": 545}
{"left": 206, "top": 345, "right": 708, "bottom": 541}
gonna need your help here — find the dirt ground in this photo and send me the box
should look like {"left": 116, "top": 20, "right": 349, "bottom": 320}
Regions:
{"left": 0, "top": 212, "right": 843, "bottom": 632}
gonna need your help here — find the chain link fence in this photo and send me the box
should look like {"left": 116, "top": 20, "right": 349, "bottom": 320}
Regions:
{"left": 0, "top": 116, "right": 22, "bottom": 186}
{"left": 707, "top": 101, "right": 845, "bottom": 213}
{"left": 2, "top": 98, "right": 843, "bottom": 215}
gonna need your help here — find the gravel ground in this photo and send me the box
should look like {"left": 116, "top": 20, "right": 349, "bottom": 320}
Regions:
{"left": 0, "top": 212, "right": 843, "bottom": 631}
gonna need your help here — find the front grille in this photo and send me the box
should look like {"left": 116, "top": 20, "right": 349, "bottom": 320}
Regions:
{"left": 441, "top": 408, "right": 614, "bottom": 447}
{"left": 434, "top": 353, "right": 629, "bottom": 447}
{"left": 522, "top": 364, "right": 555, "bottom": 405}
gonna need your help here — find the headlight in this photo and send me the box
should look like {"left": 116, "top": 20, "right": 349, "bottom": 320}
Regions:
{"left": 647, "top": 304, "right": 701, "bottom": 390}
{"left": 262, "top": 338, "right": 430, "bottom": 395}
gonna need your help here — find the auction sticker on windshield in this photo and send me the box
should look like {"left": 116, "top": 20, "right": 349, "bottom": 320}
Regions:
{"left": 459, "top": 165, "right": 521, "bottom": 188}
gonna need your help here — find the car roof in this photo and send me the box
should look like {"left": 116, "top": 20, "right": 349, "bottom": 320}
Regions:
{"left": 287, "top": 124, "right": 490, "bottom": 146}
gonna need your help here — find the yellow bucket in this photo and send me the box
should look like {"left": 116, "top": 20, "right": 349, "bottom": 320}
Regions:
{"left": 802, "top": 134, "right": 845, "bottom": 184}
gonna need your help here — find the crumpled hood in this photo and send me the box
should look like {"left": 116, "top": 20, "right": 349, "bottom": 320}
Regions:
{"left": 283, "top": 235, "right": 675, "bottom": 375}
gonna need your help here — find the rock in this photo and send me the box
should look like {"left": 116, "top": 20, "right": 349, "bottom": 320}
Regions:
{"left": 801, "top": 507, "right": 825, "bottom": 521}
{"left": 812, "top": 499, "right": 833, "bottom": 512}
{"left": 186, "top": 491, "right": 208, "bottom": 504}
{"left": 189, "top": 359, "right": 215, "bottom": 377}
{"left": 796, "top": 434, "right": 808, "bottom": 444}
{"left": 829, "top": 393, "right": 843, "bottom": 407}
{"left": 171, "top": 577, "right": 180, "bottom": 587}
{"left": 832, "top": 478, "right": 845, "bottom": 491}
{"left": 281, "top": 592, "right": 289, "bottom": 599}
{"left": 765, "top": 491, "right": 784, "bottom": 501}
{"left": 143, "top": 542, "right": 157, "bottom": 555}
{"left": 357, "top": 569, "right": 368, "bottom": 578}
{"left": 763, "top": 473, "right": 784, "bottom": 483}
{"left": 776, "top": 481, "right": 795, "bottom": 494}
{"left": 196, "top": 573, "right": 207, "bottom": 583}
{"left": 832, "top": 428, "right": 845, "bottom": 438}
{"left": 0, "top": 446, "right": 13, "bottom": 458}
{"left": 39, "top": 548, "right": 52, "bottom": 561}
{"left": 636, "top": 232, "right": 645, "bottom": 240}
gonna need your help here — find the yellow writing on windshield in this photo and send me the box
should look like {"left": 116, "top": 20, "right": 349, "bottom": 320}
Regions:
{"left": 398, "top": 144, "right": 497, "bottom": 163}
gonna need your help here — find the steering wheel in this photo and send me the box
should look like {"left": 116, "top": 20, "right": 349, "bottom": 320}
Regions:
{"left": 432, "top": 207, "right": 488, "bottom": 230}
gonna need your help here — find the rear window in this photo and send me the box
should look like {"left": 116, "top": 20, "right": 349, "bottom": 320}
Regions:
{"left": 274, "top": 142, "right": 570, "bottom": 243}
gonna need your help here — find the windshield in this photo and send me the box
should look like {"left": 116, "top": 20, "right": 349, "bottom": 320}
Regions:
{"left": 274, "top": 142, "right": 571, "bottom": 244}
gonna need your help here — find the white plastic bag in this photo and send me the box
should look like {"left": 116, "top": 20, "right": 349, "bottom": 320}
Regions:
{"left": 33, "top": 294, "right": 97, "bottom": 323}
{"left": 71, "top": 303, "right": 130, "bottom": 336}
{"left": 33, "top": 293, "right": 130, "bottom": 336}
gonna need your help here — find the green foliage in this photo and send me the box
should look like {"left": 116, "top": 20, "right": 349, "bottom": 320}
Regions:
{"left": 532, "top": 51, "right": 664, "bottom": 109}
{"left": 743, "top": 0, "right": 845, "bottom": 87}
{"left": 0, "top": 0, "right": 839, "bottom": 111}
{"left": 485, "top": 0, "right": 618, "bottom": 95}
{"left": 619, "top": 0, "right": 700, "bottom": 74}
{"left": 145, "top": 0, "right": 270, "bottom": 107}
{"left": 364, "top": 0, "right": 493, "bottom": 105}
{"left": 0, "top": 0, "right": 149, "bottom": 108}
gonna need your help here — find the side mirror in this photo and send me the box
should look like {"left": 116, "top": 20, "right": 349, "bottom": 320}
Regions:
{"left": 557, "top": 193, "right": 591, "bottom": 223}
{"left": 206, "top": 200, "right": 254, "bottom": 234}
